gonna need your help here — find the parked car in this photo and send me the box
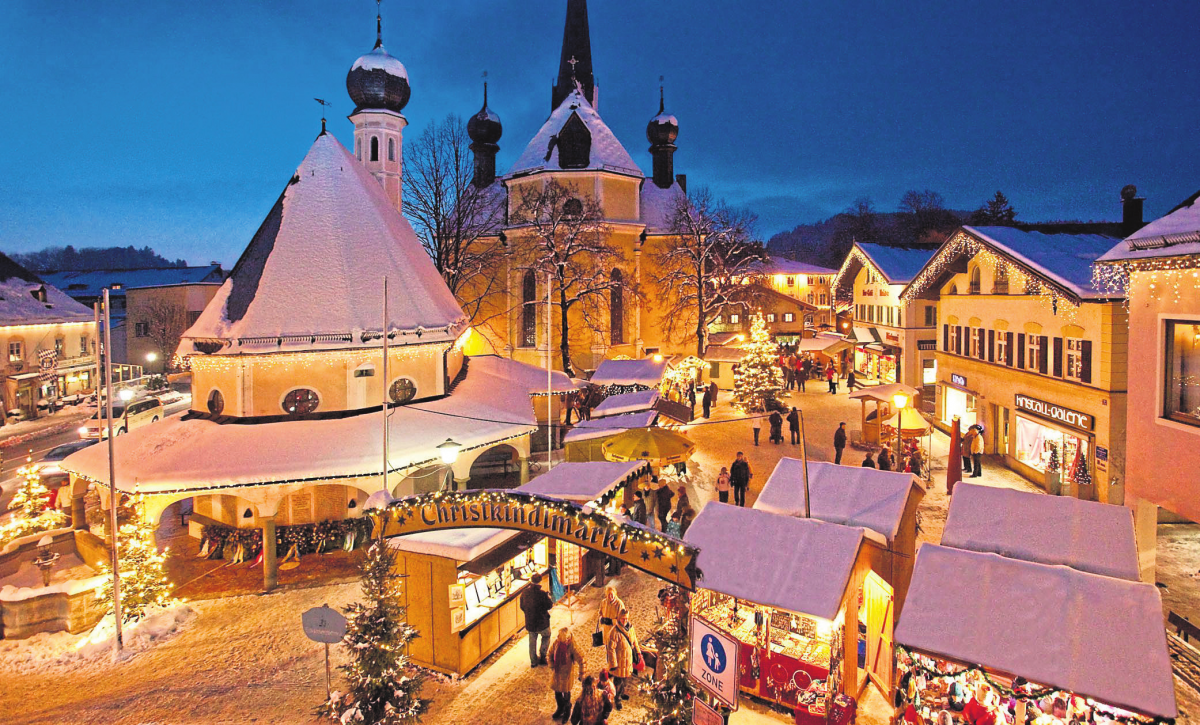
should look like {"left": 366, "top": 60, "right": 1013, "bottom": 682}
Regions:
{"left": 78, "top": 397, "right": 164, "bottom": 439}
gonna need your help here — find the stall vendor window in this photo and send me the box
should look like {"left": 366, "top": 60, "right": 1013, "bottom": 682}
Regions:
{"left": 1164, "top": 320, "right": 1200, "bottom": 427}
{"left": 1015, "top": 414, "right": 1089, "bottom": 475}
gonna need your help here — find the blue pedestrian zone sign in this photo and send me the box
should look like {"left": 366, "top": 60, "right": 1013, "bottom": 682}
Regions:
{"left": 689, "top": 614, "right": 739, "bottom": 710}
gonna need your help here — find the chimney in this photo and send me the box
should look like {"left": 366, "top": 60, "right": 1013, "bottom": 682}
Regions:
{"left": 1121, "top": 184, "right": 1144, "bottom": 237}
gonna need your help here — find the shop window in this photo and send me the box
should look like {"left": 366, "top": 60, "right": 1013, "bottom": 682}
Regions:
{"left": 8, "top": 341, "right": 23, "bottom": 363}
{"left": 609, "top": 269, "right": 624, "bottom": 344}
{"left": 1065, "top": 338, "right": 1085, "bottom": 381}
{"left": 766, "top": 313, "right": 776, "bottom": 323}
{"left": 1015, "top": 414, "right": 1089, "bottom": 476}
{"left": 942, "top": 387, "right": 977, "bottom": 428}
{"left": 1163, "top": 320, "right": 1200, "bottom": 426}
{"left": 282, "top": 388, "right": 319, "bottom": 415}
{"left": 389, "top": 378, "right": 417, "bottom": 404}
{"left": 520, "top": 270, "right": 537, "bottom": 348}
{"left": 783, "top": 313, "right": 794, "bottom": 323}
{"left": 1027, "top": 336, "right": 1042, "bottom": 372}
{"left": 207, "top": 389, "right": 224, "bottom": 416}
{"left": 969, "top": 267, "right": 981, "bottom": 294}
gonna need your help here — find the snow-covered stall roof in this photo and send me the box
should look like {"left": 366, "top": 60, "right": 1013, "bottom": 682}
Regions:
{"left": 388, "top": 527, "right": 517, "bottom": 561}
{"left": 508, "top": 89, "right": 642, "bottom": 178}
{"left": 468, "top": 354, "right": 576, "bottom": 395}
{"left": 592, "top": 390, "right": 659, "bottom": 418}
{"left": 753, "top": 459, "right": 922, "bottom": 544}
{"left": 1097, "top": 189, "right": 1200, "bottom": 263}
{"left": 940, "top": 482, "right": 1139, "bottom": 581}
{"left": 563, "top": 411, "right": 657, "bottom": 443}
{"left": 181, "top": 133, "right": 467, "bottom": 354}
{"left": 639, "top": 181, "right": 685, "bottom": 234}
{"left": 0, "top": 254, "right": 94, "bottom": 327}
{"left": 896, "top": 544, "right": 1176, "bottom": 720}
{"left": 703, "top": 345, "right": 744, "bottom": 363}
{"left": 516, "top": 461, "right": 647, "bottom": 503}
{"left": 61, "top": 356, "right": 548, "bottom": 493}
{"left": 590, "top": 358, "right": 668, "bottom": 388}
{"left": 684, "top": 503, "right": 866, "bottom": 621}
{"left": 963, "top": 226, "right": 1118, "bottom": 299}
{"left": 795, "top": 336, "right": 851, "bottom": 354}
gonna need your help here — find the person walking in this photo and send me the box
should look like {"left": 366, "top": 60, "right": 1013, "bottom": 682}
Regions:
{"left": 862, "top": 452, "right": 877, "bottom": 468}
{"left": 520, "top": 573, "right": 554, "bottom": 668}
{"left": 961, "top": 428, "right": 976, "bottom": 474}
{"left": 570, "top": 675, "right": 612, "bottom": 725}
{"left": 655, "top": 482, "right": 675, "bottom": 531}
{"left": 730, "top": 452, "right": 752, "bottom": 506}
{"left": 787, "top": 407, "right": 801, "bottom": 444}
{"left": 878, "top": 448, "right": 893, "bottom": 471}
{"left": 548, "top": 628, "right": 584, "bottom": 721}
{"left": 643, "top": 476, "right": 660, "bottom": 529}
{"left": 687, "top": 385, "right": 697, "bottom": 418}
{"left": 715, "top": 466, "right": 731, "bottom": 504}
{"left": 826, "top": 364, "right": 837, "bottom": 394}
{"left": 598, "top": 585, "right": 624, "bottom": 646}
{"left": 768, "top": 409, "right": 783, "bottom": 444}
{"left": 970, "top": 425, "right": 984, "bottom": 478}
{"left": 833, "top": 422, "right": 847, "bottom": 464}
{"left": 701, "top": 385, "right": 712, "bottom": 418}
{"left": 751, "top": 416, "right": 762, "bottom": 446}
{"left": 796, "top": 357, "right": 806, "bottom": 392}
{"left": 605, "top": 610, "right": 641, "bottom": 710}
{"left": 847, "top": 369, "right": 858, "bottom": 392}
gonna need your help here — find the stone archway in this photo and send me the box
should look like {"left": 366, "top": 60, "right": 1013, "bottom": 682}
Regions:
{"left": 467, "top": 444, "right": 522, "bottom": 490}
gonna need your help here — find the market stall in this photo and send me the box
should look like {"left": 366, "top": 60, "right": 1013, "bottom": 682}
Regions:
{"left": 388, "top": 527, "right": 550, "bottom": 676}
{"left": 590, "top": 389, "right": 659, "bottom": 418}
{"left": 685, "top": 503, "right": 885, "bottom": 722}
{"left": 563, "top": 410, "right": 658, "bottom": 462}
{"left": 590, "top": 357, "right": 669, "bottom": 395}
{"left": 880, "top": 407, "right": 934, "bottom": 480}
{"left": 894, "top": 544, "right": 1177, "bottom": 725}
{"left": 753, "top": 459, "right": 924, "bottom": 611}
{"left": 849, "top": 383, "right": 918, "bottom": 446}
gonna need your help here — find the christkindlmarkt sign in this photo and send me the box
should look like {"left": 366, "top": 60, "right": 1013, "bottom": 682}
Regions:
{"left": 376, "top": 490, "right": 700, "bottom": 590}
{"left": 1014, "top": 393, "right": 1093, "bottom": 432}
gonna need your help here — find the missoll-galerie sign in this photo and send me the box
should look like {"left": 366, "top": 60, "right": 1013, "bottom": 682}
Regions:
{"left": 1014, "top": 393, "right": 1093, "bottom": 432}
{"left": 375, "top": 490, "right": 700, "bottom": 590}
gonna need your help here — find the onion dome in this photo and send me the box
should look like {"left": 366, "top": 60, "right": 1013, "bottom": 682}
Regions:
{"left": 346, "top": 14, "right": 410, "bottom": 113}
{"left": 646, "top": 87, "right": 678, "bottom": 146}
{"left": 467, "top": 82, "right": 502, "bottom": 145}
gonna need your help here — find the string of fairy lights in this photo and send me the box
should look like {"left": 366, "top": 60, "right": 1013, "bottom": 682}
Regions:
{"left": 1092, "top": 254, "right": 1200, "bottom": 309}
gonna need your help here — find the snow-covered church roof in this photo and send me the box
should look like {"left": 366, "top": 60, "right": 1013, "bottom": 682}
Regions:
{"left": 507, "top": 88, "right": 642, "bottom": 178}
{"left": 182, "top": 132, "right": 466, "bottom": 353}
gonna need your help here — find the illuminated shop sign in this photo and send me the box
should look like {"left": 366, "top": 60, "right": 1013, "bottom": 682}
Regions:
{"left": 1014, "top": 393, "right": 1093, "bottom": 432}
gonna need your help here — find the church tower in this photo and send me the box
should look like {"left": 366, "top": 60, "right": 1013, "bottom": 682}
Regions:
{"left": 551, "top": 0, "right": 597, "bottom": 110}
{"left": 346, "top": 3, "right": 410, "bottom": 212}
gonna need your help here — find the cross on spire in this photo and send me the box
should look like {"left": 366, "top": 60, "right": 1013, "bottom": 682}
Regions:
{"left": 659, "top": 75, "right": 665, "bottom": 113}
{"left": 567, "top": 56, "right": 579, "bottom": 78}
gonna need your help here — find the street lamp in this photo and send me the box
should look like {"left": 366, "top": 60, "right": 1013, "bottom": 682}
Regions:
{"left": 437, "top": 438, "right": 462, "bottom": 465}
{"left": 118, "top": 389, "right": 134, "bottom": 403}
{"left": 145, "top": 352, "right": 158, "bottom": 363}
{"left": 892, "top": 393, "right": 907, "bottom": 462}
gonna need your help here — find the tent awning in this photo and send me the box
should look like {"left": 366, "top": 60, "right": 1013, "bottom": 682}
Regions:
{"left": 515, "top": 461, "right": 648, "bottom": 503}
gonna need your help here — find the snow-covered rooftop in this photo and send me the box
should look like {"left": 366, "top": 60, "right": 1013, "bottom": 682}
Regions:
{"left": 508, "top": 89, "right": 642, "bottom": 178}
{"left": 940, "top": 482, "right": 1139, "bottom": 581}
{"left": 1097, "top": 189, "right": 1200, "bottom": 263}
{"left": 685, "top": 503, "right": 865, "bottom": 621}
{"left": 468, "top": 354, "right": 576, "bottom": 395}
{"left": 41, "top": 265, "right": 224, "bottom": 299}
{"left": 388, "top": 528, "right": 516, "bottom": 561}
{"left": 0, "top": 254, "right": 94, "bottom": 327}
{"left": 591, "top": 390, "right": 658, "bottom": 418}
{"left": 61, "top": 356, "right": 549, "bottom": 493}
{"left": 516, "top": 461, "right": 646, "bottom": 503}
{"left": 590, "top": 358, "right": 667, "bottom": 387}
{"left": 639, "top": 181, "right": 684, "bottom": 234}
{"left": 562, "top": 411, "right": 657, "bottom": 443}
{"left": 856, "top": 243, "right": 936, "bottom": 284}
{"left": 794, "top": 336, "right": 851, "bottom": 354}
{"left": 182, "top": 133, "right": 466, "bottom": 353}
{"left": 750, "top": 258, "right": 838, "bottom": 276}
{"left": 963, "top": 226, "right": 1119, "bottom": 298}
{"left": 896, "top": 544, "right": 1176, "bottom": 719}
{"left": 753, "top": 459, "right": 922, "bottom": 544}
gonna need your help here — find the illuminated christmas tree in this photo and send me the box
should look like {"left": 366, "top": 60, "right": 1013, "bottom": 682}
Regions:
{"left": 1073, "top": 457, "right": 1092, "bottom": 487}
{"left": 732, "top": 313, "right": 783, "bottom": 412}
{"left": 322, "top": 538, "right": 427, "bottom": 724}
{"left": 97, "top": 495, "right": 174, "bottom": 622}
{"left": 640, "top": 587, "right": 700, "bottom": 725}
{"left": 11, "top": 456, "right": 52, "bottom": 519}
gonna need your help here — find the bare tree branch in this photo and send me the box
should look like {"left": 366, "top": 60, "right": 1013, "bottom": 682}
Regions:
{"left": 138, "top": 297, "right": 187, "bottom": 372}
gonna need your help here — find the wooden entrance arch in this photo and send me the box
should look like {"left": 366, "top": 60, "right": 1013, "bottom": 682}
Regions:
{"left": 377, "top": 490, "right": 700, "bottom": 589}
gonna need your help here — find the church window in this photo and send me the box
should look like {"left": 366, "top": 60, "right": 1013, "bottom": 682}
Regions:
{"left": 389, "top": 378, "right": 417, "bottom": 404}
{"left": 609, "top": 269, "right": 624, "bottom": 345}
{"left": 563, "top": 198, "right": 583, "bottom": 218}
{"left": 521, "top": 270, "right": 537, "bottom": 348}
{"left": 388, "top": 138, "right": 395, "bottom": 162}
{"left": 207, "top": 389, "right": 224, "bottom": 416}
{"left": 370, "top": 137, "right": 379, "bottom": 162}
{"left": 282, "top": 388, "right": 320, "bottom": 416}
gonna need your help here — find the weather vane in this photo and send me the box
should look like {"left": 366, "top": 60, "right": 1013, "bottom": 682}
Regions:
{"left": 315, "top": 98, "right": 332, "bottom": 133}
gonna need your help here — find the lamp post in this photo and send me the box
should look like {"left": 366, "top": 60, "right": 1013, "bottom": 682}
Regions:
{"left": 892, "top": 392, "right": 907, "bottom": 463}
{"left": 437, "top": 438, "right": 462, "bottom": 490}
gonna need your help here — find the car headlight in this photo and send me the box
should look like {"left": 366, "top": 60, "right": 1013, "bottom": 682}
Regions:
{"left": 78, "top": 426, "right": 89, "bottom": 437}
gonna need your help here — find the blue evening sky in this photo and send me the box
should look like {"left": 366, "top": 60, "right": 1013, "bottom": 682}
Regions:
{"left": 0, "top": 0, "right": 1195, "bottom": 265}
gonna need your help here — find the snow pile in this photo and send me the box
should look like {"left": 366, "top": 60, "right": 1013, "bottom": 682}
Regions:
{"left": 0, "top": 603, "right": 195, "bottom": 674}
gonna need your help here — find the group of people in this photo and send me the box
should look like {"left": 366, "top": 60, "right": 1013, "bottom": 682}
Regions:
{"left": 664, "top": 380, "right": 720, "bottom": 419}
{"left": 716, "top": 451, "right": 753, "bottom": 507}
{"left": 620, "top": 476, "right": 695, "bottom": 537}
{"left": 774, "top": 350, "right": 850, "bottom": 396}
{"left": 961, "top": 424, "right": 984, "bottom": 477}
{"left": 859, "top": 445, "right": 924, "bottom": 475}
{"left": 531, "top": 585, "right": 643, "bottom": 724}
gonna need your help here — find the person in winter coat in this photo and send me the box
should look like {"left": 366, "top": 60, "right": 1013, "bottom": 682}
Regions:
{"left": 847, "top": 369, "right": 858, "bottom": 391}
{"left": 961, "top": 429, "right": 977, "bottom": 473}
{"left": 598, "top": 585, "right": 625, "bottom": 645}
{"left": 715, "top": 466, "right": 732, "bottom": 504}
{"left": 709, "top": 381, "right": 719, "bottom": 405}
{"left": 730, "top": 452, "right": 752, "bottom": 506}
{"left": 597, "top": 670, "right": 617, "bottom": 711}
{"left": 520, "top": 573, "right": 554, "bottom": 667}
{"left": 826, "top": 364, "right": 838, "bottom": 394}
{"left": 570, "top": 675, "right": 612, "bottom": 725}
{"left": 628, "top": 491, "right": 648, "bottom": 526}
{"left": 643, "top": 476, "right": 660, "bottom": 528}
{"left": 701, "top": 386, "right": 713, "bottom": 418}
{"left": 605, "top": 610, "right": 641, "bottom": 709}
{"left": 795, "top": 357, "right": 806, "bottom": 391}
{"left": 768, "top": 410, "right": 783, "bottom": 444}
{"left": 877, "top": 448, "right": 893, "bottom": 471}
{"left": 654, "top": 483, "right": 675, "bottom": 531}
{"left": 687, "top": 385, "right": 697, "bottom": 417}
{"left": 909, "top": 447, "right": 924, "bottom": 477}
{"left": 548, "top": 628, "right": 584, "bottom": 721}
{"left": 668, "top": 487, "right": 695, "bottom": 537}
{"left": 787, "top": 407, "right": 801, "bottom": 444}
{"left": 833, "top": 422, "right": 848, "bottom": 464}
{"left": 969, "top": 425, "right": 984, "bottom": 478}
{"left": 862, "top": 452, "right": 877, "bottom": 468}
{"left": 751, "top": 416, "right": 761, "bottom": 446}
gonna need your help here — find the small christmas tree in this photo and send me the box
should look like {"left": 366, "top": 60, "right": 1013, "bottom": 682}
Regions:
{"left": 1045, "top": 442, "right": 1060, "bottom": 473}
{"left": 640, "top": 587, "right": 701, "bottom": 725}
{"left": 11, "top": 456, "right": 52, "bottom": 518}
{"left": 733, "top": 313, "right": 783, "bottom": 413}
{"left": 322, "top": 537, "right": 427, "bottom": 725}
{"left": 1073, "top": 457, "right": 1092, "bottom": 487}
{"left": 97, "top": 495, "right": 174, "bottom": 622}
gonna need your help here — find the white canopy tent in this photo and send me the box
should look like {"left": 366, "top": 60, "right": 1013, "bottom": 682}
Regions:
{"left": 895, "top": 544, "right": 1177, "bottom": 720}
{"left": 590, "top": 358, "right": 668, "bottom": 388}
{"left": 562, "top": 411, "right": 657, "bottom": 444}
{"left": 516, "top": 461, "right": 648, "bottom": 504}
{"left": 591, "top": 390, "right": 659, "bottom": 418}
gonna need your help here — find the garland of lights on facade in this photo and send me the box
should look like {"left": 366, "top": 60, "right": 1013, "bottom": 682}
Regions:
{"left": 900, "top": 231, "right": 1083, "bottom": 322}
{"left": 1092, "top": 254, "right": 1200, "bottom": 309}
{"left": 830, "top": 245, "right": 878, "bottom": 304}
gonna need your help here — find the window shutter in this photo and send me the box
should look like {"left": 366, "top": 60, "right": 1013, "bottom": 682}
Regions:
{"left": 987, "top": 330, "right": 995, "bottom": 362}
{"left": 1039, "top": 335, "right": 1050, "bottom": 375}
{"left": 1017, "top": 333, "right": 1025, "bottom": 369}
{"left": 1005, "top": 332, "right": 1014, "bottom": 366}
{"left": 1080, "top": 340, "right": 1092, "bottom": 384}
{"left": 956, "top": 326, "right": 963, "bottom": 355}
{"left": 943, "top": 324, "right": 949, "bottom": 351}
{"left": 1052, "top": 337, "right": 1063, "bottom": 377}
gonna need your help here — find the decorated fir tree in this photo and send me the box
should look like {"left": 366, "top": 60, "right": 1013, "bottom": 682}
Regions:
{"left": 11, "top": 457, "right": 53, "bottom": 518}
{"left": 641, "top": 587, "right": 701, "bottom": 725}
{"left": 97, "top": 495, "right": 174, "bottom": 622}
{"left": 322, "top": 537, "right": 427, "bottom": 725}
{"left": 732, "top": 313, "right": 784, "bottom": 412}
{"left": 1073, "top": 457, "right": 1092, "bottom": 487}
{"left": 1045, "top": 442, "right": 1060, "bottom": 473}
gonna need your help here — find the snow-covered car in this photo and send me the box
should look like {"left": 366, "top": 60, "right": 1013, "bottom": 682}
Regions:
{"left": 37, "top": 439, "right": 99, "bottom": 485}
{"left": 78, "top": 397, "right": 164, "bottom": 439}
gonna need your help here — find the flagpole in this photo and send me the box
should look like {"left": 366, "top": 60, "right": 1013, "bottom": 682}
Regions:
{"left": 102, "top": 289, "right": 123, "bottom": 657}
{"left": 545, "top": 271, "right": 553, "bottom": 471}
{"left": 382, "top": 277, "right": 389, "bottom": 495}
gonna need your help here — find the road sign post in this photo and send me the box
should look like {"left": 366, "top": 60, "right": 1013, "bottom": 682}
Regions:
{"left": 688, "top": 613, "right": 740, "bottom": 710}
{"left": 303, "top": 604, "right": 348, "bottom": 699}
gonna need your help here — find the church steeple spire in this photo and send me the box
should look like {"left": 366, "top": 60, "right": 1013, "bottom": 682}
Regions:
{"left": 551, "top": 0, "right": 596, "bottom": 110}
{"left": 374, "top": 0, "right": 383, "bottom": 49}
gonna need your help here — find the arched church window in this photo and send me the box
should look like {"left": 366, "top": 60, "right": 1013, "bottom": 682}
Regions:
{"left": 282, "top": 388, "right": 320, "bottom": 416}
{"left": 521, "top": 270, "right": 537, "bottom": 348}
{"left": 609, "top": 269, "right": 624, "bottom": 345}
{"left": 370, "top": 137, "right": 379, "bottom": 162}
{"left": 207, "top": 389, "right": 224, "bottom": 416}
{"left": 563, "top": 198, "right": 583, "bottom": 218}
{"left": 389, "top": 378, "right": 417, "bottom": 404}
{"left": 388, "top": 138, "right": 395, "bottom": 161}
{"left": 969, "top": 266, "right": 981, "bottom": 294}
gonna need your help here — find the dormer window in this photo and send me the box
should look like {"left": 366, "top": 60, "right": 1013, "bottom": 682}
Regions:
{"left": 557, "top": 112, "right": 592, "bottom": 169}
